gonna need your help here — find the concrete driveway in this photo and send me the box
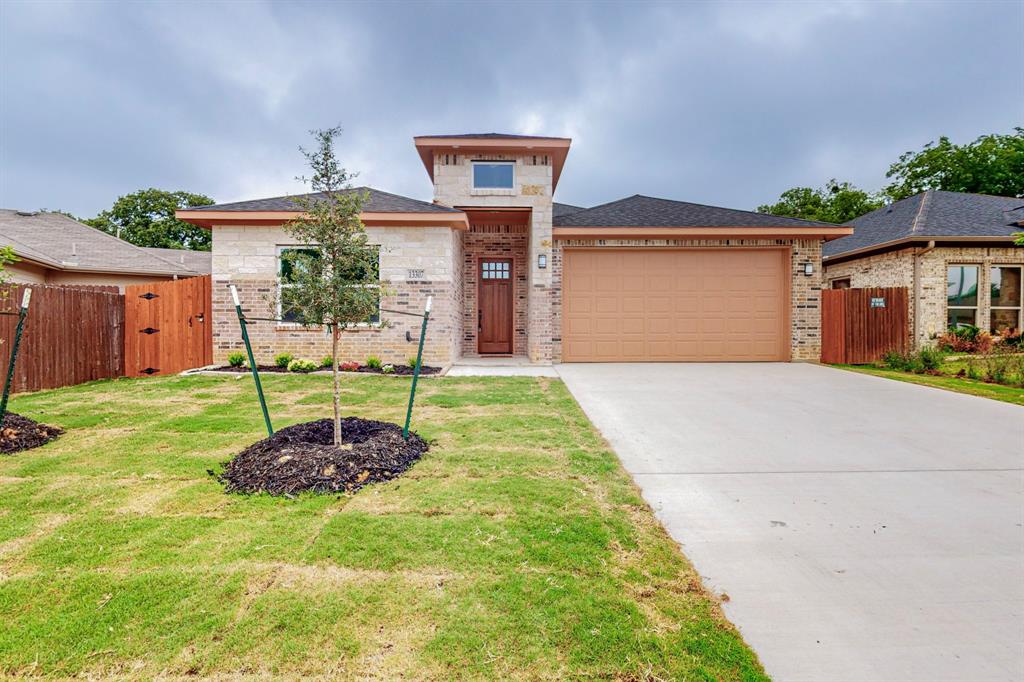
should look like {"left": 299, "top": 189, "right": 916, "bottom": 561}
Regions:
{"left": 556, "top": 363, "right": 1024, "bottom": 682}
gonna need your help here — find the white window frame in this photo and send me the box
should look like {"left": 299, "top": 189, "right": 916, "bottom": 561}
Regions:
{"left": 946, "top": 263, "right": 980, "bottom": 328}
{"left": 990, "top": 264, "right": 1023, "bottom": 336}
{"left": 276, "top": 245, "right": 382, "bottom": 328}
{"left": 471, "top": 160, "right": 515, "bottom": 190}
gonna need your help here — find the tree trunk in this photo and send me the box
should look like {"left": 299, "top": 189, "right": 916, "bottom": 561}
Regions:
{"left": 332, "top": 324, "right": 342, "bottom": 446}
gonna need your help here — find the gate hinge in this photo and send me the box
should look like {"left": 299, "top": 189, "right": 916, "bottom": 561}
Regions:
{"left": 140, "top": 367, "right": 159, "bottom": 375}
{"left": 140, "top": 327, "right": 160, "bottom": 334}
{"left": 139, "top": 292, "right": 159, "bottom": 300}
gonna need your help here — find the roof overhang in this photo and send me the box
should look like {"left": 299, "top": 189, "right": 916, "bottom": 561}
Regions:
{"left": 414, "top": 136, "right": 572, "bottom": 190}
{"left": 176, "top": 210, "right": 469, "bottom": 230}
{"left": 823, "top": 235, "right": 1021, "bottom": 264}
{"left": 553, "top": 225, "right": 854, "bottom": 240}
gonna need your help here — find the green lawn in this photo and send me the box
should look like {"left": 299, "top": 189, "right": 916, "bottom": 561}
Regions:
{"left": 0, "top": 374, "right": 765, "bottom": 680}
{"left": 835, "top": 365, "right": 1024, "bottom": 406}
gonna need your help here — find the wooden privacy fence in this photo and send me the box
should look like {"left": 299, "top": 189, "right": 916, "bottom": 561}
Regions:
{"left": 0, "top": 283, "right": 124, "bottom": 392}
{"left": 821, "top": 287, "right": 910, "bottom": 364}
{"left": 124, "top": 275, "right": 212, "bottom": 377}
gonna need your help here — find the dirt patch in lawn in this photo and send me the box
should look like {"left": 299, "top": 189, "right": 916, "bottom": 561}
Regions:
{"left": 219, "top": 417, "right": 428, "bottom": 496}
{"left": 0, "top": 413, "right": 63, "bottom": 455}
{"left": 211, "top": 364, "right": 442, "bottom": 376}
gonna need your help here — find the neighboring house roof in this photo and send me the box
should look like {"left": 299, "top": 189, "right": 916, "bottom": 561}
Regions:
{"left": 188, "top": 187, "right": 461, "bottom": 213}
{"left": 823, "top": 190, "right": 1024, "bottom": 260}
{"left": 553, "top": 202, "right": 586, "bottom": 219}
{"left": 553, "top": 194, "right": 838, "bottom": 227}
{"left": 0, "top": 209, "right": 196, "bottom": 276}
{"left": 141, "top": 247, "right": 212, "bottom": 275}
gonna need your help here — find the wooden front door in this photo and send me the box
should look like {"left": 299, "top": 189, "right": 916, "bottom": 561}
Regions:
{"left": 478, "top": 258, "right": 513, "bottom": 354}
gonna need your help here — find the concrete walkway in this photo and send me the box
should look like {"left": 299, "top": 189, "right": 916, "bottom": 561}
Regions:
{"left": 556, "top": 363, "right": 1024, "bottom": 682}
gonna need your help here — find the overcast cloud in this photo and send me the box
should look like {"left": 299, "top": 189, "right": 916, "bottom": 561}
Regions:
{"left": 1, "top": 0, "right": 1021, "bottom": 218}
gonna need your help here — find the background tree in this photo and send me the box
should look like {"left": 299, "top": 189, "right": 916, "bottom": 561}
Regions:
{"left": 281, "top": 127, "right": 383, "bottom": 446}
{"left": 757, "top": 179, "right": 883, "bottom": 224}
{"left": 85, "top": 188, "right": 214, "bottom": 250}
{"left": 884, "top": 128, "right": 1024, "bottom": 200}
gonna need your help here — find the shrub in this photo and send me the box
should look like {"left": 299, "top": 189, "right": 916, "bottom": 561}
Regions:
{"left": 287, "top": 358, "right": 319, "bottom": 372}
{"left": 227, "top": 352, "right": 246, "bottom": 368}
{"left": 339, "top": 361, "right": 360, "bottom": 372}
{"left": 380, "top": 363, "right": 395, "bottom": 374}
{"left": 966, "top": 358, "right": 982, "bottom": 381}
{"left": 407, "top": 356, "right": 420, "bottom": 369}
{"left": 937, "top": 325, "right": 993, "bottom": 353}
{"left": 321, "top": 355, "right": 335, "bottom": 368}
{"left": 274, "top": 352, "right": 294, "bottom": 368}
{"left": 366, "top": 356, "right": 382, "bottom": 369}
{"left": 918, "top": 346, "right": 944, "bottom": 371}
{"left": 882, "top": 350, "right": 911, "bottom": 371}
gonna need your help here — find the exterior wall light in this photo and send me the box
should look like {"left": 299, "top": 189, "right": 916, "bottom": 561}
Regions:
{"left": 803, "top": 262, "right": 814, "bottom": 276}
{"left": 538, "top": 254, "right": 548, "bottom": 269}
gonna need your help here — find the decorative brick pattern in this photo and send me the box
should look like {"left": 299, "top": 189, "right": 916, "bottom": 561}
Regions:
{"left": 824, "top": 246, "right": 1023, "bottom": 348}
{"left": 553, "top": 238, "right": 824, "bottom": 361}
{"left": 461, "top": 225, "right": 528, "bottom": 356}
{"left": 433, "top": 152, "right": 554, "bottom": 363}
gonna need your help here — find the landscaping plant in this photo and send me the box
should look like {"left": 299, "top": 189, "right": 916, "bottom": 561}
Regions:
{"left": 407, "top": 355, "right": 419, "bottom": 369}
{"left": 365, "top": 355, "right": 382, "bottom": 370}
{"left": 339, "top": 361, "right": 360, "bottom": 372}
{"left": 320, "top": 355, "right": 335, "bottom": 368}
{"left": 274, "top": 352, "right": 294, "bottom": 368}
{"left": 287, "top": 358, "right": 319, "bottom": 373}
{"left": 279, "top": 127, "right": 385, "bottom": 446}
{"left": 380, "top": 363, "right": 395, "bottom": 374}
{"left": 227, "top": 351, "right": 246, "bottom": 368}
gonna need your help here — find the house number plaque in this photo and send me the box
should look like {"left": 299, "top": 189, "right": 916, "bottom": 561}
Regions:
{"left": 407, "top": 269, "right": 425, "bottom": 280}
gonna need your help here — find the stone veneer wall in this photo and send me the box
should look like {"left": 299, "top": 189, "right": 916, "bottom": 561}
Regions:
{"left": 553, "top": 238, "right": 825, "bottom": 361}
{"left": 461, "top": 225, "right": 528, "bottom": 356}
{"left": 210, "top": 224, "right": 461, "bottom": 366}
{"left": 824, "top": 246, "right": 1023, "bottom": 348}
{"left": 432, "top": 152, "right": 554, "bottom": 362}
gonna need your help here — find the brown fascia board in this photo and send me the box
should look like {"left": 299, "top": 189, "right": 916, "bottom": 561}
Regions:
{"left": 175, "top": 210, "right": 470, "bottom": 230}
{"left": 823, "top": 235, "right": 1020, "bottom": 265}
{"left": 553, "top": 225, "right": 853, "bottom": 240}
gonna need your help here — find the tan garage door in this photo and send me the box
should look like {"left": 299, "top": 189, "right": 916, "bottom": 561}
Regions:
{"left": 562, "top": 248, "right": 789, "bottom": 362}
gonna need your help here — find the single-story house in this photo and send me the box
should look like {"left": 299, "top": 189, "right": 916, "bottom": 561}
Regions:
{"left": 823, "top": 190, "right": 1024, "bottom": 348}
{"left": 176, "top": 133, "right": 851, "bottom": 366}
{"left": 0, "top": 209, "right": 210, "bottom": 291}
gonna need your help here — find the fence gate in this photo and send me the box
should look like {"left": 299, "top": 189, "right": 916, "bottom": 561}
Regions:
{"left": 124, "top": 275, "right": 212, "bottom": 377}
{"left": 821, "top": 287, "right": 910, "bottom": 364}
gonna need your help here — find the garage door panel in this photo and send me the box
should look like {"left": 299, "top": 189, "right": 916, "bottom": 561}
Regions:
{"left": 562, "top": 249, "right": 787, "bottom": 362}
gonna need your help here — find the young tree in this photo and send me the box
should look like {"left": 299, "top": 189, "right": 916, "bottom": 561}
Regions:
{"left": 758, "top": 179, "right": 883, "bottom": 224}
{"left": 884, "top": 128, "right": 1024, "bottom": 201}
{"left": 85, "top": 188, "right": 215, "bottom": 250}
{"left": 281, "top": 127, "right": 382, "bottom": 446}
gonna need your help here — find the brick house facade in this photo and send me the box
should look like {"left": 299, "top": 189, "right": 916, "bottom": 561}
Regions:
{"left": 178, "top": 133, "right": 853, "bottom": 366}
{"left": 823, "top": 191, "right": 1024, "bottom": 348}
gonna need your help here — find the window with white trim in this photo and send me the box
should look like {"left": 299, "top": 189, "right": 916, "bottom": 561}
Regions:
{"left": 472, "top": 161, "right": 514, "bottom": 189}
{"left": 946, "top": 264, "right": 978, "bottom": 329}
{"left": 277, "top": 246, "right": 381, "bottom": 325}
{"left": 990, "top": 265, "right": 1022, "bottom": 336}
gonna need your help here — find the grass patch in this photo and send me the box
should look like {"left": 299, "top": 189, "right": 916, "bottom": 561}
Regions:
{"left": 834, "top": 364, "right": 1024, "bottom": 406}
{"left": 0, "top": 374, "right": 765, "bottom": 679}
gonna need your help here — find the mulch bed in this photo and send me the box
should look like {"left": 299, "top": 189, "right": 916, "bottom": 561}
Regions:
{"left": 0, "top": 413, "right": 64, "bottom": 455}
{"left": 212, "top": 364, "right": 441, "bottom": 376}
{"left": 218, "top": 417, "right": 428, "bottom": 496}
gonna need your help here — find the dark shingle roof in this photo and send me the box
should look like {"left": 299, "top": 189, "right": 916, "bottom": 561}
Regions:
{"left": 189, "top": 187, "right": 460, "bottom": 213}
{"left": 0, "top": 210, "right": 196, "bottom": 275}
{"left": 823, "top": 190, "right": 1024, "bottom": 259}
{"left": 553, "top": 202, "right": 585, "bottom": 219}
{"left": 553, "top": 194, "right": 838, "bottom": 228}
{"left": 416, "top": 133, "right": 570, "bottom": 140}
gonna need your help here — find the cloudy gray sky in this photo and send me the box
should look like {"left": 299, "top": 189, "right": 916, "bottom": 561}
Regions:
{"left": 1, "top": 0, "right": 1021, "bottom": 218}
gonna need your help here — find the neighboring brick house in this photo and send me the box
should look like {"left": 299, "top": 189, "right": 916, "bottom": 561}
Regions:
{"left": 0, "top": 209, "right": 209, "bottom": 291}
{"left": 823, "top": 190, "right": 1024, "bottom": 348}
{"left": 177, "top": 133, "right": 851, "bottom": 366}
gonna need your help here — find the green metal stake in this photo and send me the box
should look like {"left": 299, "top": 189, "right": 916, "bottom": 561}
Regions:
{"left": 0, "top": 288, "right": 31, "bottom": 424}
{"left": 230, "top": 285, "right": 273, "bottom": 437}
{"left": 403, "top": 295, "right": 432, "bottom": 441}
